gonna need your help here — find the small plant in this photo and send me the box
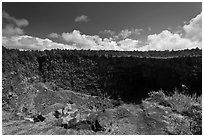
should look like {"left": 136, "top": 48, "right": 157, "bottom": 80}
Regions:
{"left": 147, "top": 90, "right": 166, "bottom": 102}
{"left": 113, "top": 107, "right": 131, "bottom": 119}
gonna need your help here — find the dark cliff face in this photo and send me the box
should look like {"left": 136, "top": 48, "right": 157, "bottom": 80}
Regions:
{"left": 2, "top": 47, "right": 202, "bottom": 104}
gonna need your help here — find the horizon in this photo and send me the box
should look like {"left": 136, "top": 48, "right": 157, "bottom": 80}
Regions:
{"left": 2, "top": 44, "right": 201, "bottom": 53}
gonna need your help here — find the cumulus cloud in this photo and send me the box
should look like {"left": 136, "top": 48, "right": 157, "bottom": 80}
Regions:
{"left": 117, "top": 29, "right": 143, "bottom": 39}
{"left": 3, "top": 29, "right": 200, "bottom": 51}
{"left": 139, "top": 30, "right": 200, "bottom": 51}
{"left": 62, "top": 30, "right": 97, "bottom": 49}
{"left": 3, "top": 10, "right": 29, "bottom": 27}
{"left": 117, "top": 29, "right": 132, "bottom": 39}
{"left": 61, "top": 30, "right": 141, "bottom": 51}
{"left": 3, "top": 12, "right": 201, "bottom": 51}
{"left": 2, "top": 35, "right": 75, "bottom": 51}
{"left": 183, "top": 12, "right": 202, "bottom": 42}
{"left": 2, "top": 11, "right": 29, "bottom": 37}
{"left": 49, "top": 32, "right": 60, "bottom": 38}
{"left": 99, "top": 28, "right": 143, "bottom": 40}
{"left": 62, "top": 30, "right": 119, "bottom": 50}
{"left": 75, "top": 15, "right": 89, "bottom": 22}
{"left": 3, "top": 24, "right": 24, "bottom": 36}
{"left": 99, "top": 29, "right": 115, "bottom": 35}
{"left": 3, "top": 30, "right": 141, "bottom": 51}
{"left": 92, "top": 37, "right": 120, "bottom": 51}
{"left": 118, "top": 39, "right": 140, "bottom": 51}
{"left": 138, "top": 12, "right": 202, "bottom": 51}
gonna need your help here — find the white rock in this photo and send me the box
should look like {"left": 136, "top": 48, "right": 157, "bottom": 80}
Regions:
{"left": 24, "top": 117, "right": 34, "bottom": 122}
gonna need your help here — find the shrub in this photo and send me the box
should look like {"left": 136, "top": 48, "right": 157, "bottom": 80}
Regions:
{"left": 166, "top": 91, "right": 195, "bottom": 113}
{"left": 146, "top": 90, "right": 171, "bottom": 107}
{"left": 143, "top": 90, "right": 202, "bottom": 135}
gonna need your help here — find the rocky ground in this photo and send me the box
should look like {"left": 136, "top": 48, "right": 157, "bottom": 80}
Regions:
{"left": 2, "top": 82, "right": 202, "bottom": 135}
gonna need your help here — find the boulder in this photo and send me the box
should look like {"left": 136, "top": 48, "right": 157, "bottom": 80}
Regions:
{"left": 28, "top": 114, "right": 46, "bottom": 122}
{"left": 63, "top": 103, "right": 78, "bottom": 115}
{"left": 41, "top": 103, "right": 65, "bottom": 115}
{"left": 63, "top": 103, "right": 72, "bottom": 114}
{"left": 91, "top": 119, "right": 105, "bottom": 132}
{"left": 62, "top": 115, "right": 73, "bottom": 124}
{"left": 36, "top": 114, "right": 46, "bottom": 122}
{"left": 53, "top": 110, "right": 61, "bottom": 118}
{"left": 45, "top": 111, "right": 58, "bottom": 122}
{"left": 61, "top": 115, "right": 78, "bottom": 129}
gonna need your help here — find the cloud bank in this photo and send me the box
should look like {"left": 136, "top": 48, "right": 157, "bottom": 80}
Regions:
{"left": 2, "top": 35, "right": 75, "bottom": 51}
{"left": 2, "top": 11, "right": 202, "bottom": 51}
{"left": 3, "top": 30, "right": 141, "bottom": 51}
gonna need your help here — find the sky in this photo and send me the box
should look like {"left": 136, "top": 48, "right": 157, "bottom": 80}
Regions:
{"left": 2, "top": 2, "right": 202, "bottom": 51}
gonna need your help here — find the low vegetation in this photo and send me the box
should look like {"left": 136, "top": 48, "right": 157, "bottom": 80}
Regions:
{"left": 2, "top": 46, "right": 202, "bottom": 104}
{"left": 2, "top": 47, "right": 202, "bottom": 134}
{"left": 143, "top": 90, "right": 202, "bottom": 135}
